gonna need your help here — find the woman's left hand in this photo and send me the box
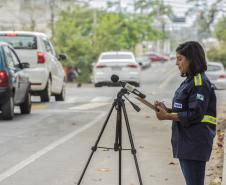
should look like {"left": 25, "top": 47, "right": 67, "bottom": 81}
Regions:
{"left": 155, "top": 106, "right": 169, "bottom": 120}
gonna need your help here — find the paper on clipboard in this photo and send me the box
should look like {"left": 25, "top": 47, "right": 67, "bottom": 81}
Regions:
{"left": 135, "top": 97, "right": 156, "bottom": 111}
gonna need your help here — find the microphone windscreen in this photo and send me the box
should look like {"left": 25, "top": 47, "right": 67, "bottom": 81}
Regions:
{"left": 111, "top": 74, "right": 119, "bottom": 83}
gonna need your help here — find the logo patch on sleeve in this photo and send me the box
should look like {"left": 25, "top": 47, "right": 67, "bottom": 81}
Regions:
{"left": 196, "top": 93, "right": 204, "bottom": 101}
{"left": 174, "top": 102, "right": 182, "bottom": 109}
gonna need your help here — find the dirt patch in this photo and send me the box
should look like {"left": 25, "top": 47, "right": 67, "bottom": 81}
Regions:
{"left": 206, "top": 120, "right": 226, "bottom": 185}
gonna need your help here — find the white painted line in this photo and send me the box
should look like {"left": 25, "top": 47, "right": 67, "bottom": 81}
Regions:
{"left": 0, "top": 112, "right": 106, "bottom": 183}
{"left": 69, "top": 102, "right": 109, "bottom": 110}
{"left": 91, "top": 96, "right": 112, "bottom": 102}
{"left": 33, "top": 109, "right": 105, "bottom": 114}
{"left": 64, "top": 97, "right": 80, "bottom": 103}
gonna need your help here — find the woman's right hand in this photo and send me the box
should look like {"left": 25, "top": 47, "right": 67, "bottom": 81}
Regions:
{"left": 154, "top": 101, "right": 169, "bottom": 112}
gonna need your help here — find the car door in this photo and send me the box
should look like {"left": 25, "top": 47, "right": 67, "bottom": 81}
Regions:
{"left": 48, "top": 40, "right": 64, "bottom": 93}
{"left": 10, "top": 47, "right": 30, "bottom": 100}
{"left": 3, "top": 46, "right": 28, "bottom": 104}
{"left": 41, "top": 37, "right": 61, "bottom": 93}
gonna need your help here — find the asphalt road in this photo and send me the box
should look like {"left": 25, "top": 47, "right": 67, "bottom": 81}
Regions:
{"left": 0, "top": 61, "right": 225, "bottom": 185}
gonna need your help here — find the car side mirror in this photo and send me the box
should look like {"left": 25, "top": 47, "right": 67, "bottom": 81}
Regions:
{"left": 58, "top": 54, "right": 67, "bottom": 61}
{"left": 21, "top": 62, "right": 30, "bottom": 69}
{"left": 15, "top": 62, "right": 30, "bottom": 69}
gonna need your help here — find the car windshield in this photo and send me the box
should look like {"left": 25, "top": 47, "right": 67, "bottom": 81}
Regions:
{"left": 207, "top": 65, "right": 222, "bottom": 72}
{"left": 0, "top": 35, "right": 37, "bottom": 49}
{"left": 101, "top": 54, "right": 133, "bottom": 60}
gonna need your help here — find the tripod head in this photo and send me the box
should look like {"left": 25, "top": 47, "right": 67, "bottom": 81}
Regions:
{"left": 111, "top": 75, "right": 146, "bottom": 99}
{"left": 111, "top": 75, "right": 141, "bottom": 112}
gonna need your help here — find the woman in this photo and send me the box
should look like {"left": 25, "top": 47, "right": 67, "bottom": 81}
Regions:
{"left": 155, "top": 41, "right": 216, "bottom": 185}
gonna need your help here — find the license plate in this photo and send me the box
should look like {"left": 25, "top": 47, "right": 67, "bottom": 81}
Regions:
{"left": 112, "top": 66, "right": 121, "bottom": 71}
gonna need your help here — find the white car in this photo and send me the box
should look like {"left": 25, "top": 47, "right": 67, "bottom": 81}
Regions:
{"left": 206, "top": 62, "right": 226, "bottom": 90}
{"left": 93, "top": 51, "right": 141, "bottom": 87}
{"left": 0, "top": 31, "right": 66, "bottom": 102}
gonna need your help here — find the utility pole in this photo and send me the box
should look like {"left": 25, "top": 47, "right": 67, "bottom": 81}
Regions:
{"left": 91, "top": 0, "right": 97, "bottom": 46}
{"left": 30, "top": 0, "right": 36, "bottom": 31}
{"left": 49, "top": 0, "right": 56, "bottom": 40}
{"left": 133, "top": 0, "right": 136, "bottom": 15}
{"left": 119, "top": 0, "right": 122, "bottom": 13}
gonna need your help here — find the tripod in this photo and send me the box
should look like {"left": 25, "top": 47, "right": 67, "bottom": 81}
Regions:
{"left": 77, "top": 88, "right": 143, "bottom": 185}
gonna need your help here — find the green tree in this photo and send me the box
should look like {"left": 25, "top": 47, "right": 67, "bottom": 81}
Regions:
{"left": 54, "top": 5, "right": 163, "bottom": 83}
{"left": 186, "top": 0, "right": 224, "bottom": 40}
{"left": 54, "top": 6, "right": 95, "bottom": 82}
{"left": 215, "top": 17, "right": 226, "bottom": 42}
{"left": 207, "top": 16, "right": 226, "bottom": 66}
{"left": 134, "top": 0, "right": 173, "bottom": 40}
{"left": 134, "top": 0, "right": 153, "bottom": 14}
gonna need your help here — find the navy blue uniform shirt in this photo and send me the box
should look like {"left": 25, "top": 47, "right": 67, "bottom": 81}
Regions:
{"left": 171, "top": 72, "right": 216, "bottom": 161}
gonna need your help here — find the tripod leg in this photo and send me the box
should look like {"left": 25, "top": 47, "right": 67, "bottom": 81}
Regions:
{"left": 77, "top": 101, "right": 116, "bottom": 185}
{"left": 118, "top": 104, "right": 122, "bottom": 185}
{"left": 114, "top": 103, "right": 120, "bottom": 151}
{"left": 113, "top": 101, "right": 122, "bottom": 185}
{"left": 122, "top": 102, "right": 143, "bottom": 185}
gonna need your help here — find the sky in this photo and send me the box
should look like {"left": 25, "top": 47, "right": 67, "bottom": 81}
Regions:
{"left": 90, "top": 0, "right": 191, "bottom": 17}
{"left": 88, "top": 0, "right": 194, "bottom": 28}
{"left": 89, "top": 0, "right": 226, "bottom": 28}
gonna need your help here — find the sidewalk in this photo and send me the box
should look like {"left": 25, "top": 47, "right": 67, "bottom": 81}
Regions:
{"left": 221, "top": 135, "right": 226, "bottom": 185}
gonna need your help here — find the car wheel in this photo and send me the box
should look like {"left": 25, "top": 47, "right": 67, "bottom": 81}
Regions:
{"left": 20, "top": 92, "right": 32, "bottom": 114}
{"left": 41, "top": 79, "right": 51, "bottom": 102}
{"left": 2, "top": 96, "right": 14, "bottom": 120}
{"left": 94, "top": 83, "right": 102, "bottom": 87}
{"left": 55, "top": 85, "right": 65, "bottom": 101}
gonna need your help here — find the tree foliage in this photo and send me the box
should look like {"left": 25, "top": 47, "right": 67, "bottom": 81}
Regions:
{"left": 207, "top": 17, "right": 226, "bottom": 65}
{"left": 54, "top": 5, "right": 163, "bottom": 82}
{"left": 135, "top": 0, "right": 173, "bottom": 36}
{"left": 207, "top": 45, "right": 226, "bottom": 66}
{"left": 215, "top": 17, "right": 226, "bottom": 42}
{"left": 187, "top": 0, "right": 224, "bottom": 40}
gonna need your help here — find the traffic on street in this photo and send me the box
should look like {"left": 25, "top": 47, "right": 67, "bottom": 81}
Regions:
{"left": 1, "top": 0, "right": 226, "bottom": 185}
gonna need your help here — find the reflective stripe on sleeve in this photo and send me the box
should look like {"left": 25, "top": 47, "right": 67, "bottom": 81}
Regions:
{"left": 201, "top": 115, "right": 217, "bottom": 125}
{"left": 194, "top": 73, "right": 202, "bottom": 86}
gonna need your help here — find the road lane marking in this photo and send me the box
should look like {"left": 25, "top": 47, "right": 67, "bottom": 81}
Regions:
{"left": 69, "top": 102, "right": 109, "bottom": 110}
{"left": 91, "top": 96, "right": 112, "bottom": 102}
{"left": 0, "top": 112, "right": 106, "bottom": 183}
{"left": 33, "top": 109, "right": 105, "bottom": 114}
{"left": 63, "top": 97, "right": 81, "bottom": 104}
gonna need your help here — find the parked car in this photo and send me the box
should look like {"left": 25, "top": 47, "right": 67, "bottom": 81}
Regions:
{"left": 93, "top": 51, "right": 141, "bottom": 87}
{"left": 136, "top": 55, "right": 151, "bottom": 69}
{"left": 206, "top": 62, "right": 226, "bottom": 90}
{"left": 0, "top": 42, "right": 31, "bottom": 120}
{"left": 0, "top": 31, "right": 66, "bottom": 102}
{"left": 145, "top": 52, "right": 169, "bottom": 62}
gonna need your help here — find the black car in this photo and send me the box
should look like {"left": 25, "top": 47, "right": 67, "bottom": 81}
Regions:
{"left": 0, "top": 42, "right": 31, "bottom": 120}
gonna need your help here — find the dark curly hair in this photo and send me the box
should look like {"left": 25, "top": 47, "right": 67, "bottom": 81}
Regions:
{"left": 176, "top": 41, "right": 207, "bottom": 76}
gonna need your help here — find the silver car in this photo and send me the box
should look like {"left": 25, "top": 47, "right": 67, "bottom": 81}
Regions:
{"left": 206, "top": 62, "right": 226, "bottom": 90}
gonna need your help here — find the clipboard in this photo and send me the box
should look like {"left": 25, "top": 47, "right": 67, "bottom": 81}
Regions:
{"left": 135, "top": 97, "right": 156, "bottom": 111}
